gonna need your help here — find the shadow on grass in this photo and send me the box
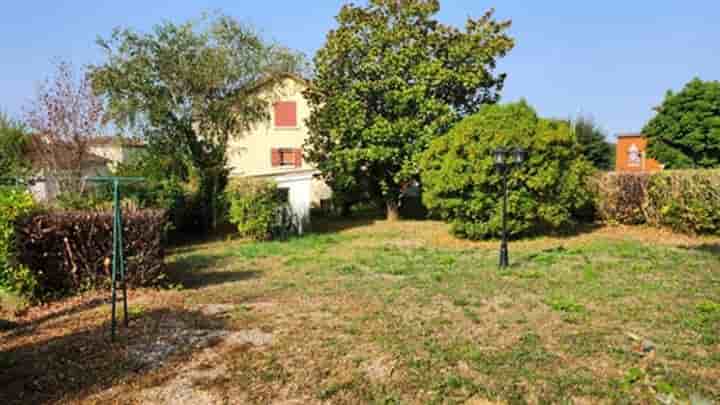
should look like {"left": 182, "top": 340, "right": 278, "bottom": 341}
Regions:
{"left": 2, "top": 297, "right": 108, "bottom": 340}
{"left": 166, "top": 253, "right": 261, "bottom": 290}
{"left": 0, "top": 307, "right": 227, "bottom": 405}
{"left": 685, "top": 243, "right": 720, "bottom": 257}
{"left": 311, "top": 215, "right": 381, "bottom": 234}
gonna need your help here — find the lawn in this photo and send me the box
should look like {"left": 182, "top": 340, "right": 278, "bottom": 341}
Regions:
{"left": 1, "top": 218, "right": 719, "bottom": 404}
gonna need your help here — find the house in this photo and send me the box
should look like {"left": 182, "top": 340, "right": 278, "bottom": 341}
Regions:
{"left": 227, "top": 74, "right": 331, "bottom": 232}
{"left": 27, "top": 136, "right": 144, "bottom": 201}
{"left": 615, "top": 134, "right": 663, "bottom": 173}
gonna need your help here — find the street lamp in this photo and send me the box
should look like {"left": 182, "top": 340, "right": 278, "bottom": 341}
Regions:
{"left": 493, "top": 147, "right": 527, "bottom": 268}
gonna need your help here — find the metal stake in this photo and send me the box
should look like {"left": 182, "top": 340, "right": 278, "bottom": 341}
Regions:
{"left": 86, "top": 176, "right": 144, "bottom": 341}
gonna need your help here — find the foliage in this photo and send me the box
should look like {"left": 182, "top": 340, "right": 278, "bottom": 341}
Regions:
{"left": 305, "top": 0, "right": 514, "bottom": 220}
{"left": 644, "top": 78, "right": 720, "bottom": 168}
{"left": 420, "top": 101, "right": 596, "bottom": 239}
{"left": 0, "top": 112, "right": 31, "bottom": 177}
{"left": 0, "top": 187, "right": 37, "bottom": 296}
{"left": 593, "top": 170, "right": 720, "bottom": 235}
{"left": 55, "top": 190, "right": 110, "bottom": 211}
{"left": 227, "top": 179, "right": 293, "bottom": 241}
{"left": 110, "top": 150, "right": 203, "bottom": 235}
{"left": 592, "top": 172, "right": 650, "bottom": 225}
{"left": 25, "top": 61, "right": 106, "bottom": 194}
{"left": 644, "top": 170, "right": 720, "bottom": 234}
{"left": 14, "top": 209, "right": 167, "bottom": 300}
{"left": 91, "top": 14, "right": 307, "bottom": 231}
{"left": 574, "top": 116, "right": 613, "bottom": 170}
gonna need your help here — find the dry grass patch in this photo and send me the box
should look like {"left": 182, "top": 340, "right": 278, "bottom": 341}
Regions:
{"left": 2, "top": 219, "right": 719, "bottom": 404}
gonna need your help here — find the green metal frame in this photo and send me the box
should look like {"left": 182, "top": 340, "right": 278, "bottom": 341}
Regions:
{"left": 86, "top": 176, "right": 144, "bottom": 341}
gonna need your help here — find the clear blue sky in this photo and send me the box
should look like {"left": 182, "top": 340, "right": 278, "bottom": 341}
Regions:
{"left": 1, "top": 1, "right": 718, "bottom": 139}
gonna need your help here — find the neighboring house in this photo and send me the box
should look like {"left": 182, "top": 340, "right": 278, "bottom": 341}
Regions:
{"left": 227, "top": 74, "right": 331, "bottom": 232}
{"left": 28, "top": 136, "right": 144, "bottom": 201}
{"left": 615, "top": 134, "right": 663, "bottom": 173}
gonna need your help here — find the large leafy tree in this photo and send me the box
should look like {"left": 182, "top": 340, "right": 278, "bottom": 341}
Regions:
{"left": 305, "top": 0, "right": 514, "bottom": 220}
{"left": 574, "top": 116, "right": 613, "bottom": 170}
{"left": 90, "top": 14, "right": 307, "bottom": 230}
{"left": 644, "top": 78, "right": 720, "bottom": 168}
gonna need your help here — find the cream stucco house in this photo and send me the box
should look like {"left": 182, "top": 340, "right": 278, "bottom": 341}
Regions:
{"left": 28, "top": 137, "right": 145, "bottom": 201}
{"left": 227, "top": 74, "right": 331, "bottom": 232}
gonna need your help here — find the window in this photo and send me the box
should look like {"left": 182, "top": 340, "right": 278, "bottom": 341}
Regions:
{"left": 279, "top": 149, "right": 295, "bottom": 166}
{"left": 277, "top": 187, "right": 290, "bottom": 203}
{"left": 273, "top": 101, "right": 297, "bottom": 128}
{"left": 628, "top": 144, "right": 641, "bottom": 167}
{"left": 271, "top": 148, "right": 303, "bottom": 168}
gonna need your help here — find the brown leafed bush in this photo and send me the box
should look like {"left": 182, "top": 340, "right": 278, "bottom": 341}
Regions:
{"left": 593, "top": 172, "right": 650, "bottom": 225}
{"left": 14, "top": 209, "right": 167, "bottom": 300}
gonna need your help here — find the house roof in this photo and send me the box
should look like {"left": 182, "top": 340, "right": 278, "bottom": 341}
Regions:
{"left": 246, "top": 72, "right": 311, "bottom": 94}
{"left": 616, "top": 133, "right": 645, "bottom": 138}
{"left": 88, "top": 136, "right": 146, "bottom": 148}
{"left": 26, "top": 136, "right": 112, "bottom": 170}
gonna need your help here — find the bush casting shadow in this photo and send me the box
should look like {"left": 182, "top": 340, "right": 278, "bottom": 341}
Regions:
{"left": 0, "top": 307, "right": 228, "bottom": 405}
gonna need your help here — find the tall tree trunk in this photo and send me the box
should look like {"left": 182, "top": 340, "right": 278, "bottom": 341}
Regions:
{"left": 386, "top": 199, "right": 400, "bottom": 221}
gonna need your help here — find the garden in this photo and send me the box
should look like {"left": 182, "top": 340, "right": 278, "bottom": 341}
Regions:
{"left": 2, "top": 1, "right": 720, "bottom": 404}
{"left": 1, "top": 217, "right": 719, "bottom": 404}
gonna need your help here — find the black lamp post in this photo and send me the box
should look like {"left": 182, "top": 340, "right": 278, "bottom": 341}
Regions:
{"left": 493, "top": 147, "right": 528, "bottom": 268}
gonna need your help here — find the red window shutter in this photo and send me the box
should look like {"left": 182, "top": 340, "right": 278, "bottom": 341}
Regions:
{"left": 294, "top": 148, "right": 303, "bottom": 168}
{"left": 271, "top": 148, "right": 281, "bottom": 167}
{"left": 274, "top": 101, "right": 297, "bottom": 127}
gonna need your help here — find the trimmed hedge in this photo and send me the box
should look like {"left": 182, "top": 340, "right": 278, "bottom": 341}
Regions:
{"left": 645, "top": 170, "right": 720, "bottom": 234}
{"left": 594, "top": 170, "right": 720, "bottom": 235}
{"left": 14, "top": 209, "right": 167, "bottom": 300}
{"left": 592, "top": 172, "right": 649, "bottom": 225}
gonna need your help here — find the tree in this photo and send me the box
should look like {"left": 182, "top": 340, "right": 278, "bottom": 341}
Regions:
{"left": 0, "top": 112, "right": 31, "bottom": 178}
{"left": 25, "top": 61, "right": 105, "bottom": 194}
{"left": 419, "top": 101, "right": 596, "bottom": 239}
{"left": 304, "top": 0, "right": 514, "bottom": 220}
{"left": 574, "top": 116, "right": 613, "bottom": 170}
{"left": 644, "top": 78, "right": 720, "bottom": 168}
{"left": 90, "top": 14, "right": 307, "bottom": 230}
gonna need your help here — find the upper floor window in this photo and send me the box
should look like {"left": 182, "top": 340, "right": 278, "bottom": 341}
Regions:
{"left": 628, "top": 144, "right": 641, "bottom": 167}
{"left": 274, "top": 101, "right": 297, "bottom": 128}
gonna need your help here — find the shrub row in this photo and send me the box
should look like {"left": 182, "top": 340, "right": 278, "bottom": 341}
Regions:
{"left": 594, "top": 170, "right": 720, "bottom": 235}
{"left": 13, "top": 209, "right": 167, "bottom": 300}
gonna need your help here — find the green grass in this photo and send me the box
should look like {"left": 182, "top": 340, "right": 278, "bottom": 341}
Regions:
{"left": 3, "top": 220, "right": 720, "bottom": 404}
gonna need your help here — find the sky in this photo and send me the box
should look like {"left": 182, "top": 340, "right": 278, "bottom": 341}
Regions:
{"left": 1, "top": 1, "right": 718, "bottom": 140}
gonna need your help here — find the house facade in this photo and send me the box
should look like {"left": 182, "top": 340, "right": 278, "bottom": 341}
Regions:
{"left": 615, "top": 134, "right": 663, "bottom": 172}
{"left": 28, "top": 137, "right": 144, "bottom": 201}
{"left": 227, "top": 75, "right": 331, "bottom": 232}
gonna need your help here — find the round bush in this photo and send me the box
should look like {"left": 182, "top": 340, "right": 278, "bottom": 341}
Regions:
{"left": 227, "top": 179, "right": 292, "bottom": 241}
{"left": 419, "top": 101, "right": 596, "bottom": 239}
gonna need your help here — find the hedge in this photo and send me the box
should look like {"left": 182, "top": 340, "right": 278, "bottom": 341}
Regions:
{"left": 594, "top": 170, "right": 720, "bottom": 235}
{"left": 592, "top": 172, "right": 649, "bottom": 225}
{"left": 645, "top": 170, "right": 720, "bottom": 234}
{"left": 14, "top": 209, "right": 167, "bottom": 300}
